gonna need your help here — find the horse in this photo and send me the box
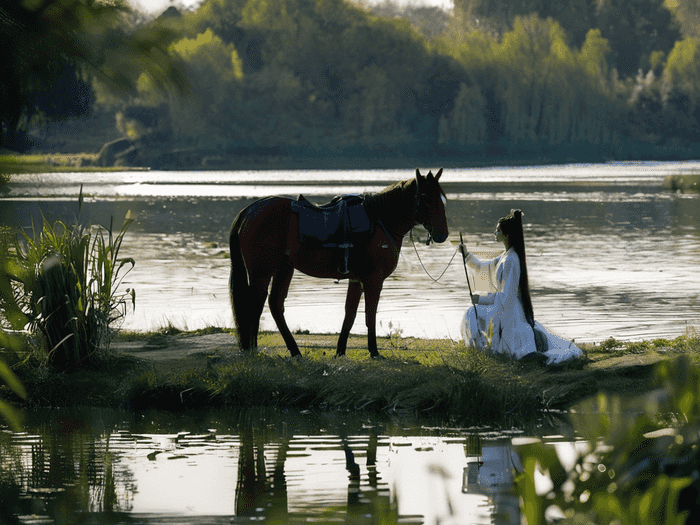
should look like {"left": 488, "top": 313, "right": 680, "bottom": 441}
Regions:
{"left": 228, "top": 168, "right": 448, "bottom": 358}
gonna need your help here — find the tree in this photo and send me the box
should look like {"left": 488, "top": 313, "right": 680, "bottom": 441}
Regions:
{"left": 168, "top": 28, "right": 244, "bottom": 140}
{"left": 0, "top": 0, "right": 188, "bottom": 150}
{"left": 595, "top": 0, "right": 681, "bottom": 77}
{"left": 666, "top": 0, "right": 700, "bottom": 38}
{"left": 454, "top": 0, "right": 599, "bottom": 45}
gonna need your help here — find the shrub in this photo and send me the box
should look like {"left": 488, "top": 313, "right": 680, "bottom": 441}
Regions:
{"left": 0, "top": 189, "right": 135, "bottom": 371}
{"left": 514, "top": 356, "right": 700, "bottom": 524}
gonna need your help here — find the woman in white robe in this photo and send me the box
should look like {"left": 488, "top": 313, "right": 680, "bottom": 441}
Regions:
{"left": 460, "top": 210, "right": 582, "bottom": 365}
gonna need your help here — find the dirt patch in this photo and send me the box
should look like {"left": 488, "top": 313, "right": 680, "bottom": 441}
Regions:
{"left": 112, "top": 332, "right": 239, "bottom": 374}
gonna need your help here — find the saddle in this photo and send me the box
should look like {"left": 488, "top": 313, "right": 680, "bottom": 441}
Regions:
{"left": 290, "top": 194, "right": 373, "bottom": 274}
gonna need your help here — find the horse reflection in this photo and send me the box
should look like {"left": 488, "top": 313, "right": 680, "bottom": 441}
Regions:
{"left": 235, "top": 423, "right": 393, "bottom": 523}
{"left": 235, "top": 422, "right": 289, "bottom": 521}
{"left": 342, "top": 429, "right": 395, "bottom": 524}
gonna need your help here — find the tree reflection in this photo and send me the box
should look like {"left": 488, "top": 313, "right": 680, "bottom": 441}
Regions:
{"left": 0, "top": 409, "right": 136, "bottom": 521}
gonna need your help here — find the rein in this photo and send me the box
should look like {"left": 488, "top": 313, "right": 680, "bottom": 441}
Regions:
{"left": 409, "top": 229, "right": 460, "bottom": 284}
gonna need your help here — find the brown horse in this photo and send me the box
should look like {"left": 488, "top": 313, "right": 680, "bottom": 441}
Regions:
{"left": 229, "top": 168, "right": 448, "bottom": 358}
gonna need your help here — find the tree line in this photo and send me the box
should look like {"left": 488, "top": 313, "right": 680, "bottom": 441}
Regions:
{"left": 4, "top": 0, "right": 700, "bottom": 163}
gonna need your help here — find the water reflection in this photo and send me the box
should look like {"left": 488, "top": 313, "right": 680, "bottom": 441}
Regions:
{"left": 0, "top": 408, "right": 531, "bottom": 524}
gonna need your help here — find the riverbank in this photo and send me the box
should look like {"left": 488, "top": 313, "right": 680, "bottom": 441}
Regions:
{"left": 6, "top": 327, "right": 699, "bottom": 427}
{"left": 0, "top": 150, "right": 575, "bottom": 174}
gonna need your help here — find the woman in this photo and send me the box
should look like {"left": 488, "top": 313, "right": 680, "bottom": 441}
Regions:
{"left": 460, "top": 210, "right": 582, "bottom": 365}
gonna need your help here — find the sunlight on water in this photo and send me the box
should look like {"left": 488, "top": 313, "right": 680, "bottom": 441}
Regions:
{"left": 2, "top": 161, "right": 699, "bottom": 343}
{"left": 7, "top": 159, "right": 700, "bottom": 194}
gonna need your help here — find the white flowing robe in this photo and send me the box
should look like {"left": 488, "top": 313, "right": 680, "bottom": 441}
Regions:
{"left": 460, "top": 248, "right": 583, "bottom": 364}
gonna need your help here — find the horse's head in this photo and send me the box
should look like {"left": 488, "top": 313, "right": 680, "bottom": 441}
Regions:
{"left": 415, "top": 168, "right": 448, "bottom": 244}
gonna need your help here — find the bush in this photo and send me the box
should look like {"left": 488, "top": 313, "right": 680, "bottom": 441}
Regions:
{"left": 514, "top": 356, "right": 700, "bottom": 524}
{"left": 0, "top": 189, "right": 135, "bottom": 371}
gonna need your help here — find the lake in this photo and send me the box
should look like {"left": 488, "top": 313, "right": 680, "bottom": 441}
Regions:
{"left": 2, "top": 161, "right": 698, "bottom": 523}
{"left": 2, "top": 161, "right": 699, "bottom": 344}
{"left": 0, "top": 406, "right": 575, "bottom": 524}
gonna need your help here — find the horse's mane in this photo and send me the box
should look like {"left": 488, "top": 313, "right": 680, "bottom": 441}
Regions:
{"left": 363, "top": 179, "right": 414, "bottom": 222}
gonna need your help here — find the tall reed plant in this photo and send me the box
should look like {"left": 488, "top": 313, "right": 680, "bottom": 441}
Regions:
{"left": 0, "top": 188, "right": 135, "bottom": 370}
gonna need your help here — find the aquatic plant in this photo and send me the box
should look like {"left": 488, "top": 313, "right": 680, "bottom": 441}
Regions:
{"left": 514, "top": 355, "right": 700, "bottom": 524}
{"left": 0, "top": 188, "right": 135, "bottom": 371}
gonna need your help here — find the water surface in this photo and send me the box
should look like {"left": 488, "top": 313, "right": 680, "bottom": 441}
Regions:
{"left": 2, "top": 161, "right": 699, "bottom": 343}
{"left": 1, "top": 407, "right": 558, "bottom": 524}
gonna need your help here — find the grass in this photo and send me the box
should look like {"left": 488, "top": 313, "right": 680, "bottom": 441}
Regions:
{"left": 663, "top": 172, "right": 700, "bottom": 193}
{"left": 0, "top": 152, "right": 116, "bottom": 174}
{"left": 4, "top": 327, "right": 699, "bottom": 428}
{"left": 0, "top": 152, "right": 147, "bottom": 174}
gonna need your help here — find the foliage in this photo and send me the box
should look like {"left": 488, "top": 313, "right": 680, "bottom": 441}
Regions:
{"left": 664, "top": 173, "right": 700, "bottom": 193}
{"left": 452, "top": 0, "right": 679, "bottom": 76}
{"left": 0, "top": 0, "right": 188, "bottom": 149}
{"left": 166, "top": 28, "right": 245, "bottom": 140}
{"left": 664, "top": 37, "right": 700, "bottom": 111}
{"left": 0, "top": 189, "right": 135, "bottom": 371}
{"left": 0, "top": 228, "right": 27, "bottom": 431}
{"left": 12, "top": 0, "right": 700, "bottom": 163}
{"left": 514, "top": 355, "right": 700, "bottom": 524}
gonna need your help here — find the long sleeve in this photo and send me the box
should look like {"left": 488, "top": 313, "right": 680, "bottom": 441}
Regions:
{"left": 465, "top": 252, "right": 501, "bottom": 295}
{"left": 493, "top": 253, "right": 521, "bottom": 314}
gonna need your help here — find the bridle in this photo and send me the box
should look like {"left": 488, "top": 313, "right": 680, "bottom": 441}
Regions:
{"left": 409, "top": 179, "right": 455, "bottom": 283}
{"left": 415, "top": 180, "right": 446, "bottom": 246}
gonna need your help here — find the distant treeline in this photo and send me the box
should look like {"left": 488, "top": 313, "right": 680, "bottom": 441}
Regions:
{"left": 9, "top": 0, "right": 700, "bottom": 163}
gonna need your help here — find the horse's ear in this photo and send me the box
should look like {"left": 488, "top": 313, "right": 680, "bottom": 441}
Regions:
{"left": 415, "top": 168, "right": 425, "bottom": 190}
{"left": 435, "top": 168, "right": 443, "bottom": 181}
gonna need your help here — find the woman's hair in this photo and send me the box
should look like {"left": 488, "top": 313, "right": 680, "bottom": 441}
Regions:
{"left": 498, "top": 209, "right": 535, "bottom": 327}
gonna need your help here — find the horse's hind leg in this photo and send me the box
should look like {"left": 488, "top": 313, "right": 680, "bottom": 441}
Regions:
{"left": 337, "top": 280, "right": 362, "bottom": 357}
{"left": 248, "top": 273, "right": 272, "bottom": 351}
{"left": 269, "top": 264, "right": 301, "bottom": 358}
{"left": 363, "top": 278, "right": 384, "bottom": 358}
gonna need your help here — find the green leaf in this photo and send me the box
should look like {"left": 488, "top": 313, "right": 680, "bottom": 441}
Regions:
{"left": 0, "top": 398, "right": 24, "bottom": 432}
{"left": 0, "top": 359, "right": 26, "bottom": 399}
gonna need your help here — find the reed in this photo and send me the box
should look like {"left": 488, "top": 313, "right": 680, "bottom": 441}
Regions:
{"left": 0, "top": 188, "right": 135, "bottom": 370}
{"left": 664, "top": 173, "right": 700, "bottom": 193}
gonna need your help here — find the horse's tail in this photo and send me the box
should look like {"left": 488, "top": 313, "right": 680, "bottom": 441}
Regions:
{"left": 229, "top": 209, "right": 252, "bottom": 351}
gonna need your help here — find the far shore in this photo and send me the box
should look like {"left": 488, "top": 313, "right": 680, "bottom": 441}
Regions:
{"left": 3, "top": 151, "right": 699, "bottom": 195}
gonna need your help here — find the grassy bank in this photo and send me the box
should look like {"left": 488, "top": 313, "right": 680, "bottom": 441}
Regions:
{"left": 664, "top": 172, "right": 700, "bottom": 193}
{"left": 0, "top": 152, "right": 115, "bottom": 174}
{"left": 0, "top": 150, "right": 572, "bottom": 174}
{"left": 5, "top": 327, "right": 700, "bottom": 427}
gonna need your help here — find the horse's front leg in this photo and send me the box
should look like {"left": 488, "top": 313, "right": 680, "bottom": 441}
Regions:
{"left": 337, "top": 279, "right": 363, "bottom": 357}
{"left": 363, "top": 279, "right": 384, "bottom": 358}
